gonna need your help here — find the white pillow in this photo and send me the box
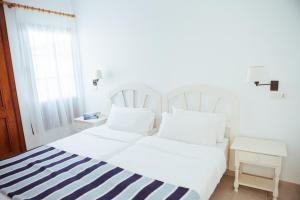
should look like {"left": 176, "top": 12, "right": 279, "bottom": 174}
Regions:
{"left": 158, "top": 112, "right": 218, "bottom": 145}
{"left": 173, "top": 107, "right": 226, "bottom": 142}
{"left": 107, "top": 104, "right": 155, "bottom": 135}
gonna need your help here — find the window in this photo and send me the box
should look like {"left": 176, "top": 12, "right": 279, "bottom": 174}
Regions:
{"left": 28, "top": 28, "right": 77, "bottom": 103}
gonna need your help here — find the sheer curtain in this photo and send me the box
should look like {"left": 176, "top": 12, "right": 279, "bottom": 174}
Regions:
{"left": 15, "top": 10, "right": 84, "bottom": 144}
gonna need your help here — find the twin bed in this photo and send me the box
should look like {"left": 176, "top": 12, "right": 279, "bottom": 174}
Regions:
{"left": 0, "top": 84, "right": 239, "bottom": 200}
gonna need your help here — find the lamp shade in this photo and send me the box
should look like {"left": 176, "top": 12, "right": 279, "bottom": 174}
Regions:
{"left": 96, "top": 69, "right": 103, "bottom": 79}
{"left": 247, "top": 66, "right": 265, "bottom": 82}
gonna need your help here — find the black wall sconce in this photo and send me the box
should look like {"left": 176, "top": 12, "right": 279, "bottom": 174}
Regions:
{"left": 93, "top": 78, "right": 99, "bottom": 86}
{"left": 247, "top": 66, "right": 279, "bottom": 91}
{"left": 254, "top": 80, "right": 279, "bottom": 91}
{"left": 93, "top": 69, "right": 102, "bottom": 86}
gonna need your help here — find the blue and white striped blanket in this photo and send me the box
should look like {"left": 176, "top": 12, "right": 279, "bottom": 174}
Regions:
{"left": 0, "top": 145, "right": 200, "bottom": 200}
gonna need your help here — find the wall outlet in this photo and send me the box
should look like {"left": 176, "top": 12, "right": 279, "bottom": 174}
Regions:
{"left": 270, "top": 91, "right": 285, "bottom": 99}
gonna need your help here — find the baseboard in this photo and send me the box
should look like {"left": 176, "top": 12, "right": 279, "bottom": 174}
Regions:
{"left": 225, "top": 170, "right": 300, "bottom": 190}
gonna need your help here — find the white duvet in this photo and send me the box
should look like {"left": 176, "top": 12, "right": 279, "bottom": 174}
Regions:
{"left": 48, "top": 125, "right": 143, "bottom": 160}
{"left": 108, "top": 136, "right": 226, "bottom": 200}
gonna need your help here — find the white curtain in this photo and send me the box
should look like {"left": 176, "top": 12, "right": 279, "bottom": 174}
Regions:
{"left": 15, "top": 10, "right": 85, "bottom": 144}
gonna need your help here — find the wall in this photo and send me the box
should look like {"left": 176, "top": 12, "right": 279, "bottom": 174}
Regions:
{"left": 4, "top": 0, "right": 74, "bottom": 149}
{"left": 72, "top": 0, "right": 300, "bottom": 184}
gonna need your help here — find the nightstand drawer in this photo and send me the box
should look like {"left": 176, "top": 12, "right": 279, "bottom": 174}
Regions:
{"left": 238, "top": 151, "right": 281, "bottom": 167}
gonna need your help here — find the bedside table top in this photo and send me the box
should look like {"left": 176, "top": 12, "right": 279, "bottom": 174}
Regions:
{"left": 231, "top": 136, "right": 287, "bottom": 157}
{"left": 74, "top": 116, "right": 107, "bottom": 124}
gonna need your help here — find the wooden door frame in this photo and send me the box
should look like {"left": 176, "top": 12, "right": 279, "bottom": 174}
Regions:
{"left": 0, "top": 4, "right": 26, "bottom": 152}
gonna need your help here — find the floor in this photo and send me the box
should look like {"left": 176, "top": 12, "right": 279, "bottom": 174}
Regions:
{"left": 210, "top": 175, "right": 300, "bottom": 200}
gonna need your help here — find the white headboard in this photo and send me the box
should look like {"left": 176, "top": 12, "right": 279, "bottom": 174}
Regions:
{"left": 163, "top": 84, "right": 239, "bottom": 170}
{"left": 109, "top": 83, "right": 162, "bottom": 128}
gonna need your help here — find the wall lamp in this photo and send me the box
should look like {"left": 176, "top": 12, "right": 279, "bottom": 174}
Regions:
{"left": 247, "top": 66, "right": 279, "bottom": 91}
{"left": 93, "top": 69, "right": 103, "bottom": 86}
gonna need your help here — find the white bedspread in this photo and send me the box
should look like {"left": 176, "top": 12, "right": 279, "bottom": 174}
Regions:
{"left": 49, "top": 125, "right": 143, "bottom": 160}
{"left": 108, "top": 136, "right": 226, "bottom": 200}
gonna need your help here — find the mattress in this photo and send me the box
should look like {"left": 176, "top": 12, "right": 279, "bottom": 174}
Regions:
{"left": 49, "top": 125, "right": 143, "bottom": 161}
{"left": 108, "top": 136, "right": 227, "bottom": 200}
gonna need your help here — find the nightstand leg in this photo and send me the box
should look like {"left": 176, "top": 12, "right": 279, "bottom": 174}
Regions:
{"left": 273, "top": 167, "right": 280, "bottom": 200}
{"left": 234, "top": 161, "right": 240, "bottom": 192}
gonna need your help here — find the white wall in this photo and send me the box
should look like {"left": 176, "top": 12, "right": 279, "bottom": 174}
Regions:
{"left": 72, "top": 0, "right": 300, "bottom": 184}
{"left": 4, "top": 0, "right": 74, "bottom": 149}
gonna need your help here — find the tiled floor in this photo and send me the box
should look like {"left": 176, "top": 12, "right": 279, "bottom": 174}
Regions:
{"left": 210, "top": 175, "right": 300, "bottom": 200}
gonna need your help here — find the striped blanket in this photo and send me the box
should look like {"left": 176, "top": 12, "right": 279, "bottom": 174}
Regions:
{"left": 0, "top": 145, "right": 200, "bottom": 200}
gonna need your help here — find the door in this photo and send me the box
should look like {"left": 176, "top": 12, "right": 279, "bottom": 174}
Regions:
{"left": 0, "top": 5, "right": 26, "bottom": 159}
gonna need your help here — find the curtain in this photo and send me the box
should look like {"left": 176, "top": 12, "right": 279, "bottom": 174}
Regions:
{"left": 15, "top": 10, "right": 85, "bottom": 144}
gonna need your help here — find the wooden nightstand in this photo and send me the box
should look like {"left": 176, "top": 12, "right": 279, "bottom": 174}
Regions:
{"left": 74, "top": 115, "right": 107, "bottom": 132}
{"left": 231, "top": 136, "right": 287, "bottom": 200}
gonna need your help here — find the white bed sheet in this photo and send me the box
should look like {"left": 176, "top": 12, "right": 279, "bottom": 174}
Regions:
{"left": 108, "top": 136, "right": 227, "bottom": 200}
{"left": 49, "top": 125, "right": 143, "bottom": 160}
{"left": 217, "top": 138, "right": 229, "bottom": 162}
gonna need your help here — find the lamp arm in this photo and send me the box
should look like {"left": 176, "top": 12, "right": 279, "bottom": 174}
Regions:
{"left": 254, "top": 81, "right": 271, "bottom": 86}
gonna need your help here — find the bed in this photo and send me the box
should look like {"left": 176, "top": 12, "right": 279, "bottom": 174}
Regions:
{"left": 0, "top": 84, "right": 239, "bottom": 200}
{"left": 42, "top": 83, "right": 162, "bottom": 161}
{"left": 106, "top": 85, "right": 238, "bottom": 200}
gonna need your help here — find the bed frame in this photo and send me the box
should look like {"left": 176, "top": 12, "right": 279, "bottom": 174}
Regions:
{"left": 163, "top": 84, "right": 240, "bottom": 170}
{"left": 109, "top": 83, "right": 162, "bottom": 128}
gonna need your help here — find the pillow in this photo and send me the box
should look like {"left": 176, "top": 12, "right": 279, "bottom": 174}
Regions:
{"left": 173, "top": 107, "right": 226, "bottom": 142}
{"left": 158, "top": 112, "right": 218, "bottom": 145}
{"left": 107, "top": 104, "right": 155, "bottom": 134}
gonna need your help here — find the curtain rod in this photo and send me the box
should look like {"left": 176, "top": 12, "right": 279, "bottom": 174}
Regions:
{"left": 0, "top": 0, "right": 75, "bottom": 18}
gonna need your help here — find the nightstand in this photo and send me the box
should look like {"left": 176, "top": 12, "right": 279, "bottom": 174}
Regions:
{"left": 231, "top": 136, "right": 287, "bottom": 200}
{"left": 73, "top": 115, "right": 107, "bottom": 132}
